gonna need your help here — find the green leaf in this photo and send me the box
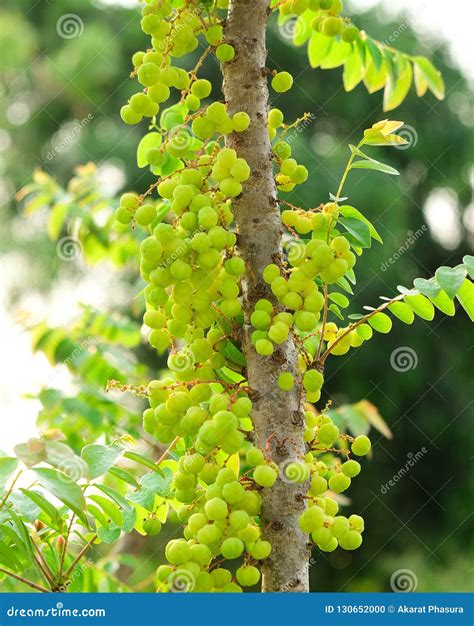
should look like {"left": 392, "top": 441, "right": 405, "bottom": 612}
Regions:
{"left": 47, "top": 203, "right": 69, "bottom": 240}
{"left": 383, "top": 55, "right": 413, "bottom": 112}
{"left": 89, "top": 495, "right": 123, "bottom": 528}
{"left": 413, "top": 278, "right": 441, "bottom": 299}
{"left": 456, "top": 279, "right": 474, "bottom": 321}
{"left": 388, "top": 301, "right": 415, "bottom": 324}
{"left": 339, "top": 205, "right": 383, "bottom": 244}
{"left": 0, "top": 540, "right": 23, "bottom": 571}
{"left": 368, "top": 312, "right": 392, "bottom": 333}
{"left": 356, "top": 400, "right": 393, "bottom": 440}
{"left": 351, "top": 159, "right": 399, "bottom": 176}
{"left": 413, "top": 56, "right": 445, "bottom": 99}
{"left": 329, "top": 404, "right": 370, "bottom": 438}
{"left": 32, "top": 468, "right": 87, "bottom": 524}
{"left": 123, "top": 452, "right": 164, "bottom": 475}
{"left": 7, "top": 509, "right": 34, "bottom": 562}
{"left": 366, "top": 38, "right": 383, "bottom": 71}
{"left": 336, "top": 276, "right": 354, "bottom": 295}
{"left": 329, "top": 293, "right": 350, "bottom": 308}
{"left": 343, "top": 46, "right": 364, "bottom": 92}
{"left": 81, "top": 444, "right": 124, "bottom": 480}
{"left": 329, "top": 303, "right": 344, "bottom": 320}
{"left": 0, "top": 457, "right": 18, "bottom": 488}
{"left": 320, "top": 39, "right": 351, "bottom": 69}
{"left": 292, "top": 12, "right": 313, "bottom": 46}
{"left": 338, "top": 216, "right": 371, "bottom": 248}
{"left": 108, "top": 467, "right": 140, "bottom": 488}
{"left": 413, "top": 61, "right": 428, "bottom": 97}
{"left": 356, "top": 324, "right": 373, "bottom": 340}
{"left": 96, "top": 485, "right": 136, "bottom": 532}
{"left": 19, "top": 489, "right": 63, "bottom": 528}
{"left": 364, "top": 55, "right": 387, "bottom": 93}
{"left": 223, "top": 341, "right": 246, "bottom": 367}
{"left": 307, "top": 32, "right": 333, "bottom": 68}
{"left": 87, "top": 504, "right": 109, "bottom": 528}
{"left": 404, "top": 294, "right": 435, "bottom": 320}
{"left": 429, "top": 289, "right": 456, "bottom": 317}
{"left": 137, "top": 132, "right": 162, "bottom": 168}
{"left": 141, "top": 470, "right": 172, "bottom": 498}
{"left": 463, "top": 255, "right": 474, "bottom": 280}
{"left": 435, "top": 265, "right": 467, "bottom": 300}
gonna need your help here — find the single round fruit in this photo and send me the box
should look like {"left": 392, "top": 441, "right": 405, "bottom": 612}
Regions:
{"left": 236, "top": 565, "right": 261, "bottom": 587}
{"left": 216, "top": 43, "right": 235, "bottom": 62}
{"left": 221, "top": 537, "right": 244, "bottom": 559}
{"left": 143, "top": 518, "right": 162, "bottom": 535}
{"left": 278, "top": 372, "right": 295, "bottom": 391}
{"left": 351, "top": 435, "right": 371, "bottom": 456}
{"left": 271, "top": 71, "right": 293, "bottom": 93}
{"left": 328, "top": 473, "right": 351, "bottom": 493}
{"left": 253, "top": 464, "right": 277, "bottom": 488}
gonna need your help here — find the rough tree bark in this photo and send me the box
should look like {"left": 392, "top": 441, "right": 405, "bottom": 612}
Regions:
{"left": 222, "top": 0, "right": 310, "bottom": 592}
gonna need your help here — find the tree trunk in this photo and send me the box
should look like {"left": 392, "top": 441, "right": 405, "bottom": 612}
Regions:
{"left": 222, "top": 0, "right": 310, "bottom": 592}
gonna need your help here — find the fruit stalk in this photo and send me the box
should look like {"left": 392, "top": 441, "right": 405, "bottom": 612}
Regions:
{"left": 221, "top": 0, "right": 310, "bottom": 592}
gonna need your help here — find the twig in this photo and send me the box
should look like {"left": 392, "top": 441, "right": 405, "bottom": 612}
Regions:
{"left": 0, "top": 566, "right": 50, "bottom": 593}
{"left": 58, "top": 514, "right": 75, "bottom": 583}
{"left": 63, "top": 533, "right": 98, "bottom": 580}
{"left": 0, "top": 470, "right": 22, "bottom": 511}
{"left": 319, "top": 293, "right": 404, "bottom": 362}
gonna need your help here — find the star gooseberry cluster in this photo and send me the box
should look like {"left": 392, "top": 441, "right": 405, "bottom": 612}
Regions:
{"left": 116, "top": 0, "right": 371, "bottom": 592}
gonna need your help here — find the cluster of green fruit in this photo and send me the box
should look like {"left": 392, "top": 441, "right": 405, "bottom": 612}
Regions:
{"left": 292, "top": 411, "right": 370, "bottom": 551}
{"left": 322, "top": 321, "right": 374, "bottom": 356}
{"left": 268, "top": 109, "right": 309, "bottom": 191}
{"left": 144, "top": 383, "right": 252, "bottom": 461}
{"left": 277, "top": 0, "right": 360, "bottom": 42}
{"left": 121, "top": 2, "right": 236, "bottom": 126}
{"left": 155, "top": 462, "right": 269, "bottom": 592}
{"left": 118, "top": 0, "right": 372, "bottom": 592}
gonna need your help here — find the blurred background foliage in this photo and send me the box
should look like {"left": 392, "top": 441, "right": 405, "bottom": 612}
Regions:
{"left": 0, "top": 0, "right": 472, "bottom": 592}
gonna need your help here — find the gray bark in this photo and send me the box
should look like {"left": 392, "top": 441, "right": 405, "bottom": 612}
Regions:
{"left": 222, "top": 0, "right": 310, "bottom": 592}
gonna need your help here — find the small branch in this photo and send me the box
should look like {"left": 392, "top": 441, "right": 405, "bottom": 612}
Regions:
{"left": 31, "top": 538, "right": 55, "bottom": 588}
{"left": 63, "top": 533, "right": 98, "bottom": 580}
{"left": 0, "top": 470, "right": 22, "bottom": 511}
{"left": 0, "top": 566, "right": 50, "bottom": 593}
{"left": 316, "top": 285, "right": 329, "bottom": 362}
{"left": 320, "top": 293, "right": 404, "bottom": 362}
{"left": 155, "top": 436, "right": 180, "bottom": 467}
{"left": 58, "top": 514, "right": 75, "bottom": 583}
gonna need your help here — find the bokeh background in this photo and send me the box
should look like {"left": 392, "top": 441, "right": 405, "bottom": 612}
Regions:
{"left": 1, "top": 0, "right": 473, "bottom": 592}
